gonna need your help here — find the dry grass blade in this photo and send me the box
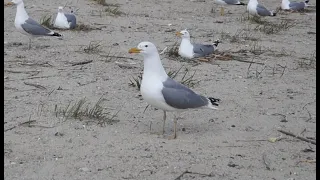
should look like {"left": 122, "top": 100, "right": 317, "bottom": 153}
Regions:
{"left": 72, "top": 23, "right": 98, "bottom": 32}
{"left": 166, "top": 42, "right": 180, "bottom": 57}
{"left": 105, "top": 7, "right": 123, "bottom": 16}
{"left": 255, "top": 19, "right": 295, "bottom": 34}
{"left": 129, "top": 73, "right": 143, "bottom": 90}
{"left": 54, "top": 97, "right": 119, "bottom": 125}
{"left": 297, "top": 51, "right": 316, "bottom": 69}
{"left": 40, "top": 14, "right": 54, "bottom": 29}
{"left": 80, "top": 41, "right": 102, "bottom": 54}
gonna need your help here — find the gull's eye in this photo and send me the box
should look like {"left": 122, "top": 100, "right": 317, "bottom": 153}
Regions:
{"left": 145, "top": 45, "right": 148, "bottom": 47}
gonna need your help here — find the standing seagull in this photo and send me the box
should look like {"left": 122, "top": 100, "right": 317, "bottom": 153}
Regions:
{"left": 128, "top": 42, "right": 220, "bottom": 139}
{"left": 214, "top": 0, "right": 246, "bottom": 16}
{"left": 10, "top": 0, "right": 62, "bottom": 49}
{"left": 247, "top": 0, "right": 276, "bottom": 16}
{"left": 176, "top": 29, "right": 220, "bottom": 60}
{"left": 281, "top": 0, "right": 309, "bottom": 11}
{"left": 54, "top": 6, "right": 77, "bottom": 29}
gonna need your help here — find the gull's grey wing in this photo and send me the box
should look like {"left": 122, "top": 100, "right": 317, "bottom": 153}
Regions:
{"left": 256, "top": 4, "right": 272, "bottom": 16}
{"left": 192, "top": 44, "right": 214, "bottom": 57}
{"left": 223, "top": 0, "right": 241, "bottom": 5}
{"left": 162, "top": 77, "right": 208, "bottom": 109}
{"left": 64, "top": 13, "right": 77, "bottom": 29}
{"left": 21, "top": 18, "right": 53, "bottom": 36}
{"left": 289, "top": 2, "right": 305, "bottom": 10}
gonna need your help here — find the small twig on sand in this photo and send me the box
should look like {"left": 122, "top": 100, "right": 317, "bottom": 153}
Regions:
{"left": 262, "top": 153, "right": 271, "bottom": 170}
{"left": 159, "top": 47, "right": 168, "bottom": 55}
{"left": 71, "top": 60, "right": 93, "bottom": 66}
{"left": 24, "top": 81, "right": 46, "bottom": 89}
{"left": 278, "top": 129, "right": 316, "bottom": 145}
{"left": 4, "top": 118, "right": 55, "bottom": 132}
{"left": 174, "top": 170, "right": 212, "bottom": 180}
{"left": 24, "top": 82, "right": 47, "bottom": 90}
{"left": 5, "top": 69, "right": 41, "bottom": 74}
{"left": 100, "top": 55, "right": 140, "bottom": 61}
{"left": 235, "top": 59, "right": 265, "bottom": 65}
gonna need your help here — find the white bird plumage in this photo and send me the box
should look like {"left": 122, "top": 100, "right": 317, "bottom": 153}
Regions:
{"left": 128, "top": 42, "right": 220, "bottom": 139}
{"left": 176, "top": 29, "right": 220, "bottom": 60}
{"left": 11, "top": 0, "right": 62, "bottom": 49}
{"left": 54, "top": 6, "right": 77, "bottom": 29}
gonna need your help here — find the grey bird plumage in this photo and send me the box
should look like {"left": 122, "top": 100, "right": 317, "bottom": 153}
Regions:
{"left": 64, "top": 13, "right": 77, "bottom": 29}
{"left": 256, "top": 4, "right": 275, "bottom": 16}
{"left": 21, "top": 18, "right": 60, "bottom": 36}
{"left": 161, "top": 77, "right": 214, "bottom": 109}
{"left": 289, "top": 1, "right": 307, "bottom": 10}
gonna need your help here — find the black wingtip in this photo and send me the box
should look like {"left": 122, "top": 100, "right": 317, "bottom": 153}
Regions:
{"left": 52, "top": 32, "right": 62, "bottom": 37}
{"left": 213, "top": 39, "right": 221, "bottom": 47}
{"left": 208, "top": 97, "right": 220, "bottom": 106}
{"left": 238, "top": 2, "right": 246, "bottom": 5}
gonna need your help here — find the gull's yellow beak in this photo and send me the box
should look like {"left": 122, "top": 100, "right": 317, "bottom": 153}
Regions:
{"left": 176, "top": 32, "right": 183, "bottom": 37}
{"left": 128, "top": 47, "right": 141, "bottom": 54}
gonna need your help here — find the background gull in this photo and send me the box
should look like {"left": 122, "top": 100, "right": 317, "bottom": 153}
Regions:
{"left": 128, "top": 41, "right": 220, "bottom": 139}
{"left": 281, "top": 0, "right": 309, "bottom": 11}
{"left": 54, "top": 6, "right": 77, "bottom": 29}
{"left": 247, "top": 0, "right": 277, "bottom": 16}
{"left": 11, "top": 0, "right": 62, "bottom": 49}
{"left": 176, "top": 29, "right": 220, "bottom": 61}
{"left": 214, "top": 0, "right": 246, "bottom": 16}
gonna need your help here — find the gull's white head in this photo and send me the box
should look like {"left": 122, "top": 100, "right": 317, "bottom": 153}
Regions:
{"left": 11, "top": 0, "right": 23, "bottom": 5}
{"left": 58, "top": 6, "right": 64, "bottom": 12}
{"left": 176, "top": 29, "right": 191, "bottom": 39}
{"left": 128, "top": 42, "right": 158, "bottom": 57}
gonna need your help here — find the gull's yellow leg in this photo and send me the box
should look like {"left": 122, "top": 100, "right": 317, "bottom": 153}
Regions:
{"left": 168, "top": 115, "right": 178, "bottom": 140}
{"left": 162, "top": 111, "right": 166, "bottom": 135}
{"left": 220, "top": 7, "right": 225, "bottom": 16}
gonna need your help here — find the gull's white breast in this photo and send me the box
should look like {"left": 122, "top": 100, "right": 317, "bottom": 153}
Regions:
{"left": 178, "top": 41, "right": 194, "bottom": 59}
{"left": 54, "top": 13, "right": 69, "bottom": 29}
{"left": 247, "top": 2, "right": 258, "bottom": 15}
{"left": 14, "top": 13, "right": 29, "bottom": 36}
{"left": 141, "top": 75, "right": 176, "bottom": 111}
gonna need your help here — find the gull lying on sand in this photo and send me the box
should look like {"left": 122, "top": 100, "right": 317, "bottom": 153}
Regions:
{"left": 176, "top": 29, "right": 220, "bottom": 60}
{"left": 129, "top": 42, "right": 220, "bottom": 139}
{"left": 281, "top": 0, "right": 309, "bottom": 11}
{"left": 214, "top": 0, "right": 246, "bottom": 16}
{"left": 10, "top": 0, "right": 62, "bottom": 49}
{"left": 54, "top": 6, "right": 77, "bottom": 29}
{"left": 247, "top": 0, "right": 276, "bottom": 16}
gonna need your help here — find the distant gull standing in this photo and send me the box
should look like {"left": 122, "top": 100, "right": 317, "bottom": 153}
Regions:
{"left": 54, "top": 6, "right": 77, "bottom": 29}
{"left": 281, "top": 0, "right": 309, "bottom": 11}
{"left": 247, "top": 0, "right": 276, "bottom": 16}
{"left": 128, "top": 42, "right": 220, "bottom": 139}
{"left": 214, "top": 0, "right": 246, "bottom": 16}
{"left": 176, "top": 29, "right": 220, "bottom": 60}
{"left": 10, "top": 0, "right": 62, "bottom": 49}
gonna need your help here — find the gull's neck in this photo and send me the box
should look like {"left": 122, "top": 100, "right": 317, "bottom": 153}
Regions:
{"left": 142, "top": 53, "right": 168, "bottom": 81}
{"left": 181, "top": 37, "right": 192, "bottom": 46}
{"left": 16, "top": 2, "right": 29, "bottom": 20}
{"left": 281, "top": 0, "right": 290, "bottom": 9}
{"left": 248, "top": 0, "right": 258, "bottom": 5}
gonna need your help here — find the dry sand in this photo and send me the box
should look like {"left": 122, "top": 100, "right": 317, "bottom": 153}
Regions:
{"left": 4, "top": 0, "right": 316, "bottom": 179}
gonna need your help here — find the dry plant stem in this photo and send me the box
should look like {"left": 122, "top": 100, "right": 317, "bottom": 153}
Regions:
{"left": 174, "top": 170, "right": 212, "bottom": 180}
{"left": 71, "top": 60, "right": 93, "bottom": 66}
{"left": 24, "top": 82, "right": 46, "bottom": 90}
{"left": 262, "top": 153, "right": 271, "bottom": 170}
{"left": 278, "top": 129, "right": 316, "bottom": 145}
